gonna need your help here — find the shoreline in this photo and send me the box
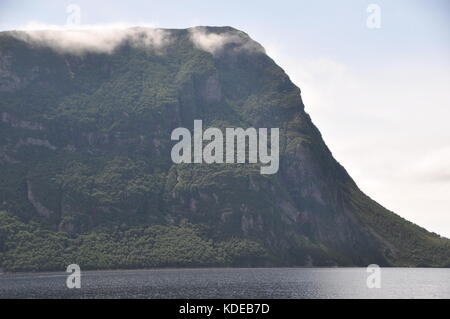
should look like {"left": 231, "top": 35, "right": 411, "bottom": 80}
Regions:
{"left": 1, "top": 265, "right": 449, "bottom": 276}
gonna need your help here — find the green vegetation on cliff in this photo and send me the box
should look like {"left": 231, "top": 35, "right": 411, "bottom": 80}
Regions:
{"left": 0, "top": 27, "right": 448, "bottom": 271}
{"left": 0, "top": 211, "right": 269, "bottom": 272}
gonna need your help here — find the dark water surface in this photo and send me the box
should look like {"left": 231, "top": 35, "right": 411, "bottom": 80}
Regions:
{"left": 0, "top": 268, "right": 449, "bottom": 298}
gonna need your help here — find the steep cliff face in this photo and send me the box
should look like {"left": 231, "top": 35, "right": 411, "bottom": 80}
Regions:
{"left": 0, "top": 27, "right": 448, "bottom": 270}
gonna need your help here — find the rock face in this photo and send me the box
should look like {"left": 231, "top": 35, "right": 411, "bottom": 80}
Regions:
{"left": 0, "top": 26, "right": 449, "bottom": 268}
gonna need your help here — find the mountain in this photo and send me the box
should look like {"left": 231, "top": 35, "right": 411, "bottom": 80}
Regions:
{"left": 0, "top": 26, "right": 448, "bottom": 271}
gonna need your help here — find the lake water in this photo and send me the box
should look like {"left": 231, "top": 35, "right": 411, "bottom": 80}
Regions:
{"left": 0, "top": 268, "right": 449, "bottom": 299}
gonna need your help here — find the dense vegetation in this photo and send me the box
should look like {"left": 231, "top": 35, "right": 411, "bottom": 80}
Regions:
{"left": 0, "top": 27, "right": 449, "bottom": 271}
{"left": 0, "top": 211, "right": 269, "bottom": 272}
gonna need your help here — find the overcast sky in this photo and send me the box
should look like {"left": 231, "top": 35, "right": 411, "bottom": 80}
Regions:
{"left": 1, "top": 0, "right": 449, "bottom": 237}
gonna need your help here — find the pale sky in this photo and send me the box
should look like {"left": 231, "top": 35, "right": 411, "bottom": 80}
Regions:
{"left": 1, "top": 0, "right": 449, "bottom": 237}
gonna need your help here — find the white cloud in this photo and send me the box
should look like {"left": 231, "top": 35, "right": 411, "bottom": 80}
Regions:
{"left": 8, "top": 23, "right": 172, "bottom": 55}
{"left": 405, "top": 147, "right": 450, "bottom": 183}
{"left": 188, "top": 26, "right": 265, "bottom": 55}
{"left": 8, "top": 24, "right": 266, "bottom": 56}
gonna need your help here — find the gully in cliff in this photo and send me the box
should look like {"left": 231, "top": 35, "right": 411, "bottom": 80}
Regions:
{"left": 171, "top": 120, "right": 279, "bottom": 174}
